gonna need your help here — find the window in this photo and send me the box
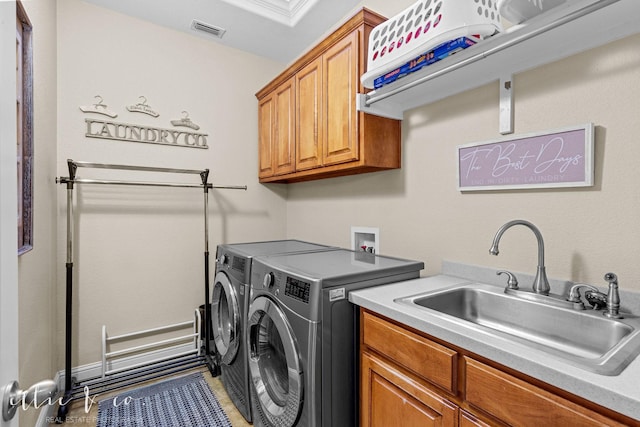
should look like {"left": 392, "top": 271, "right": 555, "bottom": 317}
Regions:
{"left": 17, "top": 1, "right": 33, "bottom": 255}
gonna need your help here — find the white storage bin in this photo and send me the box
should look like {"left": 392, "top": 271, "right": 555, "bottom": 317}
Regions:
{"left": 361, "top": 0, "right": 502, "bottom": 89}
{"left": 497, "top": 0, "right": 567, "bottom": 24}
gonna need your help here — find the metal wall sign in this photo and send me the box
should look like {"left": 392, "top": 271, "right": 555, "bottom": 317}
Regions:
{"left": 85, "top": 118, "right": 209, "bottom": 149}
{"left": 457, "top": 123, "right": 594, "bottom": 191}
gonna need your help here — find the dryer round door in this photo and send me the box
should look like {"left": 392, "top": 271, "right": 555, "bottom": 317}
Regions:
{"left": 211, "top": 271, "right": 241, "bottom": 364}
{"left": 247, "top": 296, "right": 303, "bottom": 427}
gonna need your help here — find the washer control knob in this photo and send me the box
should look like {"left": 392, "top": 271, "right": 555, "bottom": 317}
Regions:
{"left": 218, "top": 254, "right": 229, "bottom": 265}
{"left": 263, "top": 272, "right": 275, "bottom": 289}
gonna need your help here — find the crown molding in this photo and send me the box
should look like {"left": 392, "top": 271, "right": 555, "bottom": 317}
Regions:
{"left": 220, "top": 0, "right": 318, "bottom": 26}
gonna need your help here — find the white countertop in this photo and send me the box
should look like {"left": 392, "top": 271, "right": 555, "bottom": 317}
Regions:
{"left": 349, "top": 262, "right": 640, "bottom": 421}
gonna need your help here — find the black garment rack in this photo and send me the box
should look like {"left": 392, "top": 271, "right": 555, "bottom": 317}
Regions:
{"left": 54, "top": 159, "right": 246, "bottom": 422}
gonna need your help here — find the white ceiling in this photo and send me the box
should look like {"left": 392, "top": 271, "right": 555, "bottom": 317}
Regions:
{"left": 82, "top": 0, "right": 362, "bottom": 63}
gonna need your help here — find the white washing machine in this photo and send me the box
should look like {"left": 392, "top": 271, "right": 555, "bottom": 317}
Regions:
{"left": 210, "top": 240, "right": 336, "bottom": 422}
{"left": 247, "top": 249, "right": 424, "bottom": 427}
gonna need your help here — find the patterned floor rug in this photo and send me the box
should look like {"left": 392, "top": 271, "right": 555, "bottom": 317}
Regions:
{"left": 96, "top": 372, "right": 232, "bottom": 427}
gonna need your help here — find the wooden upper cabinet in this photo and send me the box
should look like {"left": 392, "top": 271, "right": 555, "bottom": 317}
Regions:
{"left": 322, "top": 31, "right": 359, "bottom": 166}
{"left": 258, "top": 95, "right": 274, "bottom": 178}
{"left": 296, "top": 57, "right": 322, "bottom": 171}
{"left": 273, "top": 78, "right": 296, "bottom": 176}
{"left": 258, "top": 77, "right": 296, "bottom": 179}
{"left": 256, "top": 8, "right": 401, "bottom": 183}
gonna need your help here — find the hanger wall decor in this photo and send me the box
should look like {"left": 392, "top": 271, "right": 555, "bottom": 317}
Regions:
{"left": 79, "top": 94, "right": 210, "bottom": 149}
{"left": 79, "top": 95, "right": 118, "bottom": 118}
{"left": 126, "top": 96, "right": 160, "bottom": 117}
{"left": 171, "top": 111, "right": 200, "bottom": 130}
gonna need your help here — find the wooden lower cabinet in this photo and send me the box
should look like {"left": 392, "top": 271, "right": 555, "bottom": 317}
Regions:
{"left": 361, "top": 307, "right": 457, "bottom": 394}
{"left": 361, "top": 351, "right": 458, "bottom": 427}
{"left": 459, "top": 410, "right": 495, "bottom": 427}
{"left": 464, "top": 357, "right": 628, "bottom": 427}
{"left": 360, "top": 309, "right": 636, "bottom": 427}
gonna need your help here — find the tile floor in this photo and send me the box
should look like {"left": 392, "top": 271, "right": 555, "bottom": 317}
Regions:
{"left": 47, "top": 367, "right": 251, "bottom": 426}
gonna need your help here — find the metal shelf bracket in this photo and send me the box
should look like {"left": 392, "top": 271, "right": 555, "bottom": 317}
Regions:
{"left": 356, "top": 93, "right": 403, "bottom": 121}
{"left": 500, "top": 74, "right": 514, "bottom": 135}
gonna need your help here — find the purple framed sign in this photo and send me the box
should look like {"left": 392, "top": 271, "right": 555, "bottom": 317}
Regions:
{"left": 457, "top": 123, "right": 594, "bottom": 191}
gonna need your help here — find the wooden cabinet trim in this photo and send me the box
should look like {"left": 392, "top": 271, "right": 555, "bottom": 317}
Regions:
{"left": 459, "top": 410, "right": 499, "bottom": 427}
{"left": 257, "top": 161, "right": 392, "bottom": 183}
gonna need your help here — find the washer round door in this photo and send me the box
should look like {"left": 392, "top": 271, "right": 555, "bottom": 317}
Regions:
{"left": 247, "top": 296, "right": 303, "bottom": 427}
{"left": 211, "top": 271, "right": 241, "bottom": 364}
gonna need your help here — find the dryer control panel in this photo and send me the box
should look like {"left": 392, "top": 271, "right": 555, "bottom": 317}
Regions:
{"left": 285, "top": 277, "right": 310, "bottom": 304}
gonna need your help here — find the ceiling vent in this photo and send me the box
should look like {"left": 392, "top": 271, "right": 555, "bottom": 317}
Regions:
{"left": 191, "top": 19, "right": 226, "bottom": 39}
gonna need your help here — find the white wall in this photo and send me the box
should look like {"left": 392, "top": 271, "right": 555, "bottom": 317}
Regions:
{"left": 0, "top": 2, "right": 20, "bottom": 427}
{"left": 41, "top": 0, "right": 640, "bottom": 377}
{"left": 56, "top": 0, "right": 286, "bottom": 366}
{"left": 286, "top": 1, "right": 640, "bottom": 292}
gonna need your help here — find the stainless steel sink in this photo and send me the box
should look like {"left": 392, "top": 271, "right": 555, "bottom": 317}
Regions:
{"left": 396, "top": 283, "right": 640, "bottom": 375}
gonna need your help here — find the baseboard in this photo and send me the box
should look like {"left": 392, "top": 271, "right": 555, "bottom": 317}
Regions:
{"left": 54, "top": 343, "right": 198, "bottom": 388}
{"left": 34, "top": 371, "right": 60, "bottom": 427}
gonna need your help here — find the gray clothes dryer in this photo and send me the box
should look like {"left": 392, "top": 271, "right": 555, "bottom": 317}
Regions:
{"left": 211, "top": 240, "right": 336, "bottom": 422}
{"left": 247, "top": 249, "right": 424, "bottom": 427}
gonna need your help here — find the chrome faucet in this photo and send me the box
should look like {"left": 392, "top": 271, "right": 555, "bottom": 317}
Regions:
{"left": 490, "top": 220, "right": 550, "bottom": 295}
{"left": 567, "top": 283, "right": 604, "bottom": 310}
{"left": 566, "top": 273, "right": 623, "bottom": 317}
{"left": 497, "top": 270, "right": 519, "bottom": 290}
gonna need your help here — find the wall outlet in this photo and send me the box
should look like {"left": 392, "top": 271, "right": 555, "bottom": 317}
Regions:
{"left": 351, "top": 226, "right": 379, "bottom": 254}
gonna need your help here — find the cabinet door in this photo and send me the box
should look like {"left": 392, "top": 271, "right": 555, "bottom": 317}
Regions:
{"left": 296, "top": 57, "right": 323, "bottom": 171}
{"left": 258, "top": 95, "right": 275, "bottom": 178}
{"left": 361, "top": 352, "right": 458, "bottom": 427}
{"left": 273, "top": 78, "right": 295, "bottom": 175}
{"left": 322, "top": 31, "right": 359, "bottom": 166}
{"left": 362, "top": 310, "right": 457, "bottom": 394}
{"left": 464, "top": 357, "right": 627, "bottom": 427}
